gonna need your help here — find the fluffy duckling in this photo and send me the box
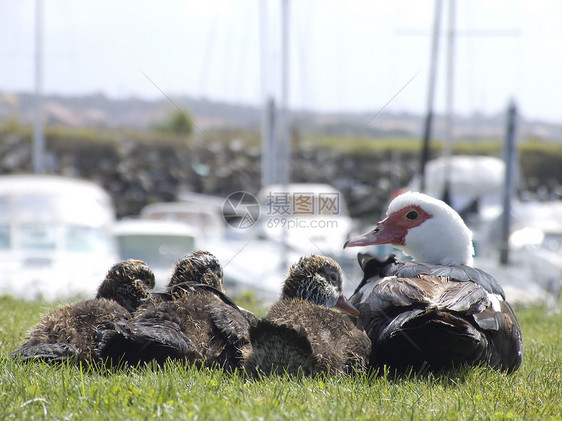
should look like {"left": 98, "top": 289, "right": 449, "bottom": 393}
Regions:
{"left": 96, "top": 259, "right": 156, "bottom": 313}
{"left": 98, "top": 250, "right": 252, "bottom": 370}
{"left": 248, "top": 255, "right": 371, "bottom": 376}
{"left": 11, "top": 259, "right": 155, "bottom": 365}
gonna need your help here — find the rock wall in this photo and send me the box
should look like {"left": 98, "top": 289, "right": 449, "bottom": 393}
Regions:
{"left": 0, "top": 129, "right": 418, "bottom": 219}
{"left": 2, "top": 127, "right": 560, "bottom": 220}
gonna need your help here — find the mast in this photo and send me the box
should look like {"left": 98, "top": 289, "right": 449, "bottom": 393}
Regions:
{"left": 260, "top": 0, "right": 276, "bottom": 188}
{"left": 279, "top": 0, "right": 291, "bottom": 185}
{"left": 500, "top": 101, "right": 517, "bottom": 265}
{"left": 279, "top": 0, "right": 291, "bottom": 268}
{"left": 442, "top": 0, "right": 455, "bottom": 204}
{"left": 33, "top": 0, "right": 45, "bottom": 174}
{"left": 260, "top": 0, "right": 291, "bottom": 187}
{"left": 420, "top": 0, "right": 443, "bottom": 193}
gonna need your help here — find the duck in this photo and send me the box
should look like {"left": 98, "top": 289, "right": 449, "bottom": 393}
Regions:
{"left": 98, "top": 250, "right": 253, "bottom": 370}
{"left": 11, "top": 259, "right": 156, "bottom": 365}
{"left": 248, "top": 255, "right": 371, "bottom": 377}
{"left": 150, "top": 250, "right": 257, "bottom": 323}
{"left": 165, "top": 249, "right": 225, "bottom": 293}
{"left": 344, "top": 191, "right": 523, "bottom": 373}
{"left": 96, "top": 258, "right": 156, "bottom": 313}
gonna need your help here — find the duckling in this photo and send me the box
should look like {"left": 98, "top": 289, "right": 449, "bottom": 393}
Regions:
{"left": 98, "top": 250, "right": 252, "bottom": 370}
{"left": 11, "top": 259, "right": 156, "bottom": 365}
{"left": 96, "top": 259, "right": 156, "bottom": 313}
{"left": 163, "top": 250, "right": 259, "bottom": 327}
{"left": 166, "top": 250, "right": 224, "bottom": 292}
{"left": 248, "top": 255, "right": 371, "bottom": 377}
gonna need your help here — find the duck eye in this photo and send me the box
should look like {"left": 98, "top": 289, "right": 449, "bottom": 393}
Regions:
{"left": 328, "top": 273, "right": 338, "bottom": 284}
{"left": 405, "top": 210, "right": 419, "bottom": 220}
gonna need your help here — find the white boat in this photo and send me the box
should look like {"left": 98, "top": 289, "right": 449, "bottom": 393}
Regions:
{"left": 208, "top": 183, "right": 360, "bottom": 301}
{"left": 480, "top": 199, "right": 562, "bottom": 304}
{"left": 140, "top": 201, "right": 225, "bottom": 239}
{"left": 255, "top": 183, "right": 356, "bottom": 258}
{"left": 0, "top": 174, "right": 118, "bottom": 301}
{"left": 112, "top": 218, "right": 201, "bottom": 290}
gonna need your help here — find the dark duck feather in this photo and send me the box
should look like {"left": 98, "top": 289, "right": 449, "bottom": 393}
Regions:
{"left": 98, "top": 250, "right": 252, "bottom": 370}
{"left": 248, "top": 255, "right": 371, "bottom": 376}
{"left": 11, "top": 259, "right": 156, "bottom": 365}
{"left": 344, "top": 191, "right": 523, "bottom": 373}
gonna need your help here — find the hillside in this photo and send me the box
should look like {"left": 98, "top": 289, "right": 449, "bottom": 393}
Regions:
{"left": 1, "top": 92, "right": 561, "bottom": 141}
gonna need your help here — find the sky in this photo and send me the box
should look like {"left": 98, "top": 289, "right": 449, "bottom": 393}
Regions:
{"left": 1, "top": 0, "right": 561, "bottom": 124}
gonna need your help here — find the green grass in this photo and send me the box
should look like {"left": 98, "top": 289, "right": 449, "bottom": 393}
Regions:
{"left": 300, "top": 135, "right": 507, "bottom": 156}
{"left": 0, "top": 296, "right": 560, "bottom": 420}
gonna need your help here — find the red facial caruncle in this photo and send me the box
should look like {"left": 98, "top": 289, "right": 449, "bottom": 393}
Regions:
{"left": 344, "top": 205, "right": 432, "bottom": 248}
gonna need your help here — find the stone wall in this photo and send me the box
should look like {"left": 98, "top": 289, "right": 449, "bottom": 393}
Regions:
{"left": 0, "top": 129, "right": 418, "bottom": 219}
{"left": 2, "top": 127, "right": 560, "bottom": 220}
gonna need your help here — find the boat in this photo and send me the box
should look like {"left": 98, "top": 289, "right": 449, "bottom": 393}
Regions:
{"left": 208, "top": 183, "right": 359, "bottom": 301}
{"left": 0, "top": 174, "right": 118, "bottom": 301}
{"left": 255, "top": 183, "right": 355, "bottom": 258}
{"left": 112, "top": 218, "right": 201, "bottom": 290}
{"left": 140, "top": 201, "right": 225, "bottom": 239}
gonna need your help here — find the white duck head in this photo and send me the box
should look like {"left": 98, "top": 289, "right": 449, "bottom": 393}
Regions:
{"left": 344, "top": 191, "right": 475, "bottom": 266}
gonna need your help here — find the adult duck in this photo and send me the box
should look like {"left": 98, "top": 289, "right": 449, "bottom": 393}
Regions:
{"left": 11, "top": 259, "right": 155, "bottom": 365}
{"left": 98, "top": 250, "right": 253, "bottom": 370}
{"left": 344, "top": 191, "right": 523, "bottom": 373}
{"left": 248, "top": 255, "right": 371, "bottom": 376}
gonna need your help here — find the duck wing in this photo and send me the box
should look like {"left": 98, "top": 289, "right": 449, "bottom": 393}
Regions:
{"left": 352, "top": 274, "right": 492, "bottom": 370}
{"left": 355, "top": 253, "right": 505, "bottom": 298}
{"left": 471, "top": 300, "right": 523, "bottom": 373}
{"left": 11, "top": 343, "right": 81, "bottom": 364}
{"left": 97, "top": 318, "right": 200, "bottom": 367}
{"left": 351, "top": 263, "right": 522, "bottom": 371}
{"left": 206, "top": 301, "right": 253, "bottom": 371}
{"left": 393, "top": 261, "right": 506, "bottom": 299}
{"left": 374, "top": 307, "right": 490, "bottom": 370}
{"left": 352, "top": 273, "right": 489, "bottom": 333}
{"left": 208, "top": 302, "right": 250, "bottom": 346}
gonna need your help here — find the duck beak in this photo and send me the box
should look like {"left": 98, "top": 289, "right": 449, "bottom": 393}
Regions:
{"left": 343, "top": 220, "right": 385, "bottom": 248}
{"left": 343, "top": 227, "right": 380, "bottom": 248}
{"left": 343, "top": 217, "right": 399, "bottom": 248}
{"left": 335, "top": 294, "right": 360, "bottom": 318}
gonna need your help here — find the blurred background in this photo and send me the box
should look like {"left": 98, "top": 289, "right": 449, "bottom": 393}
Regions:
{"left": 0, "top": 0, "right": 560, "bottom": 304}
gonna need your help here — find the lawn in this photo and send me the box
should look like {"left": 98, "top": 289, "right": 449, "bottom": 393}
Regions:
{"left": 0, "top": 295, "right": 560, "bottom": 420}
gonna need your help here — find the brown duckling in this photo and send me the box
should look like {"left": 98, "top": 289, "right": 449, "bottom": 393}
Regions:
{"left": 248, "top": 255, "right": 371, "bottom": 377}
{"left": 163, "top": 250, "right": 259, "bottom": 327}
{"left": 166, "top": 250, "right": 224, "bottom": 292}
{"left": 96, "top": 259, "right": 156, "bottom": 313}
{"left": 11, "top": 259, "right": 156, "bottom": 365}
{"left": 98, "top": 250, "right": 252, "bottom": 370}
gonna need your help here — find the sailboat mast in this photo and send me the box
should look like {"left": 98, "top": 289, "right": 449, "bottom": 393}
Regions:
{"left": 279, "top": 0, "right": 291, "bottom": 185}
{"left": 420, "top": 0, "right": 443, "bottom": 193}
{"left": 500, "top": 101, "right": 517, "bottom": 265}
{"left": 442, "top": 0, "right": 455, "bottom": 202}
{"left": 33, "top": 0, "right": 45, "bottom": 174}
{"left": 260, "top": 0, "right": 291, "bottom": 187}
{"left": 260, "top": 0, "right": 275, "bottom": 188}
